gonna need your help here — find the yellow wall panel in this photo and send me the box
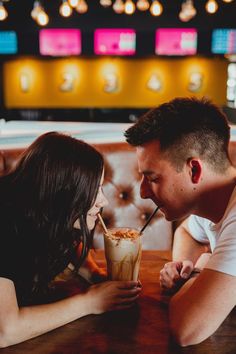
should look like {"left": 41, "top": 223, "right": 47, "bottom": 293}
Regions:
{"left": 3, "top": 56, "right": 227, "bottom": 108}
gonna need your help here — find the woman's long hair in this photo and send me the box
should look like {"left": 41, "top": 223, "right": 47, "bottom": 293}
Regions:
{"left": 1, "top": 132, "right": 104, "bottom": 300}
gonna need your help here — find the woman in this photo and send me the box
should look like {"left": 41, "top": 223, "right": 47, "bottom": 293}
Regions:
{"left": 0, "top": 132, "right": 141, "bottom": 347}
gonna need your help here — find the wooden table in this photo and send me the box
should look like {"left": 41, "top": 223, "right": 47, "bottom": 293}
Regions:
{"left": 1, "top": 251, "right": 236, "bottom": 354}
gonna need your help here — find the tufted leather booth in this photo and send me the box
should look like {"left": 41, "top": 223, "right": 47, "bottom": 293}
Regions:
{"left": 0, "top": 142, "right": 173, "bottom": 250}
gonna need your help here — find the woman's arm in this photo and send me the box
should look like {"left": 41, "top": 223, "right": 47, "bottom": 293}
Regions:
{"left": 0, "top": 277, "right": 141, "bottom": 348}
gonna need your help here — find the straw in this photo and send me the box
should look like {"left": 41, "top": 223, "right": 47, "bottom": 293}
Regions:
{"left": 98, "top": 213, "right": 108, "bottom": 234}
{"left": 139, "top": 206, "right": 160, "bottom": 234}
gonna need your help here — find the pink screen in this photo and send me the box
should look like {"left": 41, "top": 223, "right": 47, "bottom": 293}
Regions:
{"left": 155, "top": 28, "right": 197, "bottom": 56}
{"left": 94, "top": 29, "right": 136, "bottom": 55}
{"left": 39, "top": 29, "right": 81, "bottom": 56}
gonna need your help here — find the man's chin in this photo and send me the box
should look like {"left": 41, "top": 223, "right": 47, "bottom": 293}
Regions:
{"left": 159, "top": 208, "right": 181, "bottom": 222}
{"left": 159, "top": 208, "right": 171, "bottom": 220}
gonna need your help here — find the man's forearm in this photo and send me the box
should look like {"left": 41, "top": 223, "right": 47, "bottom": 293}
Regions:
{"left": 172, "top": 223, "right": 209, "bottom": 264}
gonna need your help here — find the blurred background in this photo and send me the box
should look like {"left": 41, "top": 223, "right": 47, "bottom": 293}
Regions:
{"left": 0, "top": 0, "right": 236, "bottom": 123}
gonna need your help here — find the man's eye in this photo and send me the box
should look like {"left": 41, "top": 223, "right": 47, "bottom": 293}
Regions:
{"left": 149, "top": 178, "right": 159, "bottom": 183}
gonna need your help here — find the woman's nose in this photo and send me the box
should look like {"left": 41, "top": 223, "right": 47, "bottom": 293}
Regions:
{"left": 140, "top": 176, "right": 154, "bottom": 199}
{"left": 102, "top": 194, "right": 109, "bottom": 207}
{"left": 97, "top": 192, "right": 108, "bottom": 208}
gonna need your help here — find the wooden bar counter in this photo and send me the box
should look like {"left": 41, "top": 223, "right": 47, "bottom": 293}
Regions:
{"left": 1, "top": 251, "right": 236, "bottom": 354}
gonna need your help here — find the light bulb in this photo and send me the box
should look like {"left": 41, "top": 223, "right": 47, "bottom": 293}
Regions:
{"left": 113, "top": 0, "right": 125, "bottom": 14}
{"left": 76, "top": 0, "right": 88, "bottom": 13}
{"left": 68, "top": 0, "right": 79, "bottom": 7}
{"left": 100, "top": 0, "right": 112, "bottom": 7}
{"left": 31, "top": 1, "right": 41, "bottom": 20}
{"left": 222, "top": 0, "right": 233, "bottom": 2}
{"left": 124, "top": 0, "right": 135, "bottom": 14}
{"left": 205, "top": 0, "right": 218, "bottom": 13}
{"left": 147, "top": 74, "right": 162, "bottom": 92}
{"left": 179, "top": 0, "right": 196, "bottom": 22}
{"left": 137, "top": 0, "right": 150, "bottom": 11}
{"left": 0, "top": 2, "right": 8, "bottom": 21}
{"left": 150, "top": 0, "right": 163, "bottom": 16}
{"left": 36, "top": 11, "right": 49, "bottom": 26}
{"left": 59, "top": 0, "right": 72, "bottom": 17}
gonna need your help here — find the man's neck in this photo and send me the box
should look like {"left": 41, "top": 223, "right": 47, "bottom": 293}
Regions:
{"left": 195, "top": 168, "right": 236, "bottom": 224}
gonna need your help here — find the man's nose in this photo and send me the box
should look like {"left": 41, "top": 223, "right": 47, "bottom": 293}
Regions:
{"left": 140, "top": 177, "right": 153, "bottom": 199}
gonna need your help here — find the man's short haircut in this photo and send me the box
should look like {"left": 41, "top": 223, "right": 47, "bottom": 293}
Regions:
{"left": 124, "top": 97, "right": 231, "bottom": 172}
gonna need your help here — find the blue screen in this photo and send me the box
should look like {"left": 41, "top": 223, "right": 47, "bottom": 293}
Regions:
{"left": 0, "top": 31, "right": 17, "bottom": 54}
{"left": 212, "top": 29, "right": 236, "bottom": 54}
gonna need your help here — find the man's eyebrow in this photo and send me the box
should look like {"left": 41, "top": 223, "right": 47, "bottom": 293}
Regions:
{"left": 139, "top": 170, "right": 156, "bottom": 176}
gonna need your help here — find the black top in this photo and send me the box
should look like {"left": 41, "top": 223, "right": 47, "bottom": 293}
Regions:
{"left": 0, "top": 204, "right": 77, "bottom": 306}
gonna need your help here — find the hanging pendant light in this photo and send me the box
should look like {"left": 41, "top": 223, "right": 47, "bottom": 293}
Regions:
{"left": 31, "top": 1, "right": 42, "bottom": 20}
{"left": 150, "top": 1, "right": 163, "bottom": 16}
{"left": 59, "top": 0, "right": 72, "bottom": 17}
{"left": 124, "top": 0, "right": 135, "bottom": 14}
{"left": 113, "top": 0, "right": 125, "bottom": 14}
{"left": 100, "top": 0, "right": 112, "bottom": 7}
{"left": 137, "top": 0, "right": 150, "bottom": 11}
{"left": 0, "top": 1, "right": 8, "bottom": 21}
{"left": 76, "top": 0, "right": 88, "bottom": 13}
{"left": 179, "top": 0, "right": 196, "bottom": 22}
{"left": 68, "top": 0, "right": 79, "bottom": 7}
{"left": 36, "top": 10, "right": 49, "bottom": 26}
{"left": 205, "top": 0, "right": 218, "bottom": 13}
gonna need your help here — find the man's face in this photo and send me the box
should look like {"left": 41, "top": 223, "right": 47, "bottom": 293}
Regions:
{"left": 136, "top": 140, "right": 196, "bottom": 221}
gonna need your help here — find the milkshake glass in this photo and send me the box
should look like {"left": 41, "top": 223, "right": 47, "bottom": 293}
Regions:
{"left": 103, "top": 227, "right": 142, "bottom": 281}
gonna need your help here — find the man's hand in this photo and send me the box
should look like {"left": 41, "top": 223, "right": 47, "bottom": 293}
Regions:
{"left": 159, "top": 260, "right": 194, "bottom": 291}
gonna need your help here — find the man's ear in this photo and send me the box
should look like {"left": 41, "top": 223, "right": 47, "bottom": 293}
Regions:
{"left": 188, "top": 159, "right": 202, "bottom": 184}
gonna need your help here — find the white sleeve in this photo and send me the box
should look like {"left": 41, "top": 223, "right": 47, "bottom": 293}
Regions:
{"left": 187, "top": 215, "right": 209, "bottom": 244}
{"left": 206, "top": 219, "right": 236, "bottom": 276}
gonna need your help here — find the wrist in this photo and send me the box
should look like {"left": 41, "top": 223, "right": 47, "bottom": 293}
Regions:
{"left": 190, "top": 267, "right": 201, "bottom": 278}
{"left": 76, "top": 291, "right": 93, "bottom": 316}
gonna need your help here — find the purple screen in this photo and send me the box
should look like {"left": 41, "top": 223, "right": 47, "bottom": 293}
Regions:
{"left": 39, "top": 29, "right": 81, "bottom": 56}
{"left": 94, "top": 29, "right": 136, "bottom": 55}
{"left": 155, "top": 28, "right": 197, "bottom": 56}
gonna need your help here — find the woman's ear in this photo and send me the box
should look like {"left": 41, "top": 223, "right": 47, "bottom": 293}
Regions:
{"left": 188, "top": 159, "right": 202, "bottom": 184}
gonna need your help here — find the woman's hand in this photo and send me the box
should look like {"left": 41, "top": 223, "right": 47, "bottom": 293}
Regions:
{"left": 90, "top": 267, "right": 107, "bottom": 283}
{"left": 76, "top": 247, "right": 108, "bottom": 283}
{"left": 159, "top": 260, "right": 194, "bottom": 291}
{"left": 86, "top": 280, "right": 142, "bottom": 314}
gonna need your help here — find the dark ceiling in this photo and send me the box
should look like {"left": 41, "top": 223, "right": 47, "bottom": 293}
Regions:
{"left": 1, "top": 0, "right": 236, "bottom": 31}
{"left": 0, "top": 0, "right": 235, "bottom": 56}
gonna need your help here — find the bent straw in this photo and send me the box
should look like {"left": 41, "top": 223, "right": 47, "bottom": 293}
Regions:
{"left": 98, "top": 213, "right": 108, "bottom": 234}
{"left": 139, "top": 206, "right": 160, "bottom": 234}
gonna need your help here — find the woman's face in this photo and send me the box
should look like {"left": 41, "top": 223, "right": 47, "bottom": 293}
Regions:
{"left": 73, "top": 169, "right": 108, "bottom": 230}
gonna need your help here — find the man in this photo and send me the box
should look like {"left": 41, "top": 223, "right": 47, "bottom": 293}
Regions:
{"left": 124, "top": 97, "right": 236, "bottom": 346}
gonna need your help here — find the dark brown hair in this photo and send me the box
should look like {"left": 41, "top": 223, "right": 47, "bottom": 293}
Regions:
{"left": 0, "top": 132, "right": 104, "bottom": 303}
{"left": 125, "top": 97, "right": 231, "bottom": 172}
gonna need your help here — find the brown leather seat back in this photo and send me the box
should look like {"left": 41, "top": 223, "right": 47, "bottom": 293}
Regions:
{"left": 0, "top": 143, "right": 173, "bottom": 249}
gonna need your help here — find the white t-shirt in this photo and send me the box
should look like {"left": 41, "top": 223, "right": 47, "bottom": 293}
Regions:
{"left": 188, "top": 186, "right": 236, "bottom": 276}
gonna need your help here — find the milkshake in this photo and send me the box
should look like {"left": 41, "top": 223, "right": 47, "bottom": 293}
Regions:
{"left": 103, "top": 227, "right": 142, "bottom": 281}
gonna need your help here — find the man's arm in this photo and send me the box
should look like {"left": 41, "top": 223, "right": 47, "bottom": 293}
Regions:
{"left": 169, "top": 268, "right": 236, "bottom": 346}
{"left": 172, "top": 219, "right": 210, "bottom": 263}
{"left": 169, "top": 219, "right": 236, "bottom": 346}
{"left": 160, "top": 219, "right": 210, "bottom": 290}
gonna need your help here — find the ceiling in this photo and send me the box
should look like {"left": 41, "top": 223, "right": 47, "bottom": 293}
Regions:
{"left": 0, "top": 1, "right": 235, "bottom": 56}
{"left": 1, "top": 0, "right": 236, "bottom": 32}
